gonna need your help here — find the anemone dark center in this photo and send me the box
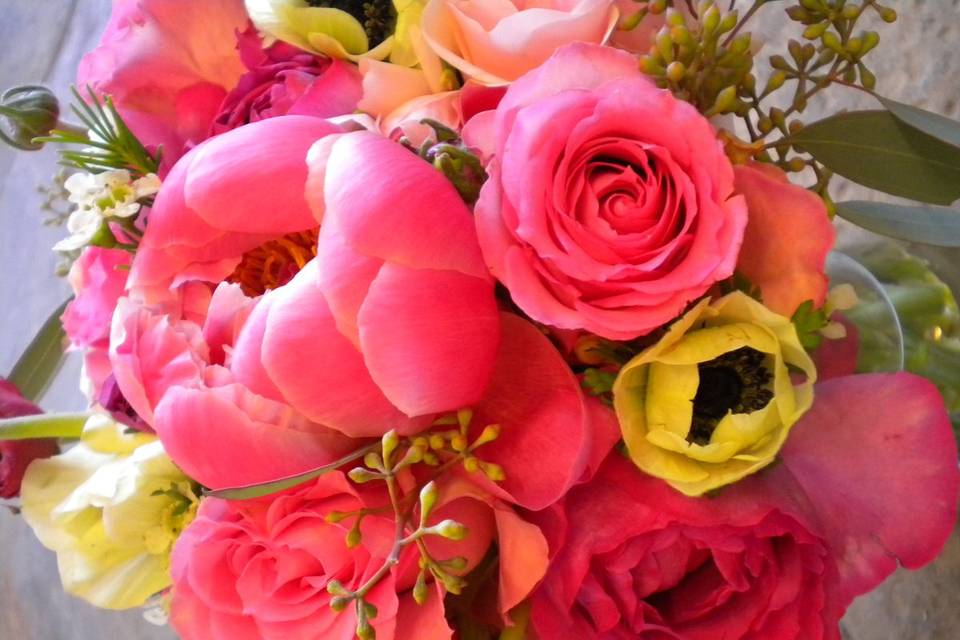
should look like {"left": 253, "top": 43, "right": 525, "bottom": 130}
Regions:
{"left": 688, "top": 347, "right": 774, "bottom": 446}
{"left": 306, "top": 0, "right": 397, "bottom": 48}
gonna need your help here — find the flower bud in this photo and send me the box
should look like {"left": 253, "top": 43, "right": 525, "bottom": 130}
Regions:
{"left": 413, "top": 570, "right": 429, "bottom": 605}
{"left": 380, "top": 430, "right": 399, "bottom": 467}
{"left": 419, "top": 481, "right": 439, "bottom": 523}
{"left": 428, "top": 519, "right": 468, "bottom": 540}
{"left": 327, "top": 579, "right": 349, "bottom": 596}
{"left": 0, "top": 85, "right": 60, "bottom": 151}
{"left": 472, "top": 423, "right": 501, "bottom": 448}
{"left": 666, "top": 61, "right": 686, "bottom": 84}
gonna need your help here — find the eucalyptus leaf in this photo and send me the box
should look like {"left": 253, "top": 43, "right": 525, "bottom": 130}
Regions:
{"left": 835, "top": 200, "right": 960, "bottom": 247}
{"left": 8, "top": 298, "right": 70, "bottom": 402}
{"left": 0, "top": 412, "right": 88, "bottom": 440}
{"left": 206, "top": 443, "right": 380, "bottom": 500}
{"left": 879, "top": 96, "right": 960, "bottom": 149}
{"left": 787, "top": 111, "right": 960, "bottom": 205}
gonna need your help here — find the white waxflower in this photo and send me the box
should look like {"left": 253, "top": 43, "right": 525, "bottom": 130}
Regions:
{"left": 53, "top": 170, "right": 161, "bottom": 252}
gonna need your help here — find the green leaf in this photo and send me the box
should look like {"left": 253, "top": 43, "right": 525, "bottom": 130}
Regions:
{"left": 791, "top": 299, "right": 827, "bottom": 350}
{"left": 206, "top": 443, "right": 380, "bottom": 500}
{"left": 8, "top": 298, "right": 70, "bottom": 402}
{"left": 879, "top": 96, "right": 960, "bottom": 149}
{"left": 835, "top": 200, "right": 960, "bottom": 247}
{"left": 0, "top": 412, "right": 88, "bottom": 440}
{"left": 787, "top": 110, "right": 960, "bottom": 205}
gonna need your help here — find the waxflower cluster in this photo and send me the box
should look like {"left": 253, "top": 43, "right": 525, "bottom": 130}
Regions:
{"left": 0, "top": 2, "right": 958, "bottom": 640}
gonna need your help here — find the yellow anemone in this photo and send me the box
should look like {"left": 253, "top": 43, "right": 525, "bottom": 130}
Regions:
{"left": 19, "top": 415, "right": 198, "bottom": 609}
{"left": 246, "top": 0, "right": 421, "bottom": 62}
{"left": 613, "top": 292, "right": 816, "bottom": 497}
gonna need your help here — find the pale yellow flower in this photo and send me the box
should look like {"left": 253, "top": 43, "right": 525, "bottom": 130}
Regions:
{"left": 20, "top": 415, "right": 197, "bottom": 609}
{"left": 613, "top": 292, "right": 816, "bottom": 497}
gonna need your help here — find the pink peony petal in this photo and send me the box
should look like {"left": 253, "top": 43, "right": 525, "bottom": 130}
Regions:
{"left": 782, "top": 373, "right": 959, "bottom": 604}
{"left": 734, "top": 163, "right": 835, "bottom": 316}
{"left": 357, "top": 264, "right": 500, "bottom": 417}
{"left": 259, "top": 261, "right": 418, "bottom": 436}
{"left": 154, "top": 383, "right": 355, "bottom": 489}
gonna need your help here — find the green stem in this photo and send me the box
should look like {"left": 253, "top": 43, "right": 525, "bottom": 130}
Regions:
{"left": 0, "top": 412, "right": 88, "bottom": 440}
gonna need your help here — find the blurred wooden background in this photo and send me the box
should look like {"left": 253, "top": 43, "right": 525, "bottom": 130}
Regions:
{"left": 0, "top": 1, "right": 957, "bottom": 638}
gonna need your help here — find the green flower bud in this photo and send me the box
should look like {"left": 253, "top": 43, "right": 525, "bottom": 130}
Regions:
{"left": 861, "top": 31, "right": 880, "bottom": 55}
{"left": 758, "top": 116, "right": 774, "bottom": 135}
{"left": 702, "top": 5, "right": 721, "bottom": 36}
{"left": 730, "top": 34, "right": 751, "bottom": 56}
{"left": 412, "top": 570, "right": 429, "bottom": 605}
{"left": 764, "top": 70, "right": 787, "bottom": 95}
{"left": 859, "top": 64, "right": 877, "bottom": 90}
{"left": 345, "top": 521, "right": 363, "bottom": 548}
{"left": 802, "top": 22, "right": 828, "bottom": 40}
{"left": 480, "top": 461, "right": 506, "bottom": 482}
{"left": 356, "top": 616, "right": 376, "bottom": 640}
{"left": 450, "top": 433, "right": 468, "bottom": 453}
{"left": 846, "top": 37, "right": 863, "bottom": 55}
{"left": 821, "top": 32, "right": 844, "bottom": 55}
{"left": 785, "top": 6, "right": 814, "bottom": 23}
{"left": 463, "top": 456, "right": 480, "bottom": 473}
{"left": 330, "top": 596, "right": 353, "bottom": 612}
{"left": 666, "top": 8, "right": 685, "bottom": 27}
{"left": 325, "top": 510, "right": 350, "bottom": 523}
{"left": 842, "top": 4, "right": 862, "bottom": 19}
{"left": 472, "top": 423, "right": 501, "bottom": 448}
{"left": 655, "top": 27, "right": 674, "bottom": 63}
{"left": 428, "top": 519, "right": 468, "bottom": 541}
{"left": 0, "top": 85, "right": 60, "bottom": 151}
{"left": 380, "top": 430, "right": 399, "bottom": 467}
{"left": 348, "top": 467, "right": 382, "bottom": 484}
{"left": 877, "top": 5, "right": 896, "bottom": 23}
{"left": 707, "top": 85, "right": 738, "bottom": 116}
{"left": 363, "top": 452, "right": 384, "bottom": 471}
{"left": 649, "top": 0, "right": 667, "bottom": 15}
{"left": 666, "top": 61, "right": 686, "bottom": 83}
{"left": 770, "top": 55, "right": 792, "bottom": 71}
{"left": 419, "top": 481, "right": 439, "bottom": 524}
{"left": 327, "top": 579, "right": 349, "bottom": 596}
{"left": 788, "top": 157, "right": 807, "bottom": 172}
{"left": 718, "top": 11, "right": 738, "bottom": 34}
{"left": 443, "top": 556, "right": 468, "bottom": 572}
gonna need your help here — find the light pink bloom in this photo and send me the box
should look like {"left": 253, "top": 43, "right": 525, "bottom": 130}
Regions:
{"left": 78, "top": 0, "right": 249, "bottom": 167}
{"left": 63, "top": 247, "right": 131, "bottom": 350}
{"left": 421, "top": 0, "right": 619, "bottom": 85}
{"left": 530, "top": 373, "right": 959, "bottom": 639}
{"left": 471, "top": 43, "right": 747, "bottom": 340}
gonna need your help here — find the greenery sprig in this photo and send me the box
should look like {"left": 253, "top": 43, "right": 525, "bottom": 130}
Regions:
{"left": 37, "top": 86, "right": 161, "bottom": 177}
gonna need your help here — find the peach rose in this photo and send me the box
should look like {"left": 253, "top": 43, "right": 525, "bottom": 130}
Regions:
{"left": 421, "top": 0, "right": 619, "bottom": 85}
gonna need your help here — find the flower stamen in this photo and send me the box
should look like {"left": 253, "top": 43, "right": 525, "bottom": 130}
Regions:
{"left": 227, "top": 228, "right": 319, "bottom": 296}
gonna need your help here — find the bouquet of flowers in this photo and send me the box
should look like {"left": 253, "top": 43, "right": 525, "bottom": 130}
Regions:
{"left": 2, "top": 1, "right": 960, "bottom": 638}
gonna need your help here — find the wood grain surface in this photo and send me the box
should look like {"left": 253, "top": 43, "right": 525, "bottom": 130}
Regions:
{"left": 0, "top": 2, "right": 957, "bottom": 639}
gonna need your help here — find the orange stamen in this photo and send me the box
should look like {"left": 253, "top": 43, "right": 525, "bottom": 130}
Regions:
{"left": 227, "top": 228, "right": 319, "bottom": 296}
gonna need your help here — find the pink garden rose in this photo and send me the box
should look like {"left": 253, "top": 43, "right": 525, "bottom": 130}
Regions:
{"left": 78, "top": 0, "right": 249, "bottom": 168}
{"left": 170, "top": 471, "right": 541, "bottom": 639}
{"left": 421, "top": 0, "right": 619, "bottom": 85}
{"left": 0, "top": 380, "right": 58, "bottom": 498}
{"left": 470, "top": 43, "right": 747, "bottom": 340}
{"left": 210, "top": 29, "right": 362, "bottom": 136}
{"left": 530, "top": 373, "right": 959, "bottom": 639}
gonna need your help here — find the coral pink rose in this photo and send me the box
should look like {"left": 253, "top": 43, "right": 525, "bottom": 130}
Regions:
{"left": 0, "top": 380, "right": 58, "bottom": 498}
{"left": 470, "top": 43, "right": 747, "bottom": 340}
{"left": 421, "top": 0, "right": 619, "bottom": 85}
{"left": 530, "top": 373, "right": 959, "bottom": 639}
{"left": 170, "top": 471, "right": 536, "bottom": 639}
{"left": 78, "top": 0, "right": 248, "bottom": 167}
{"left": 128, "top": 115, "right": 340, "bottom": 304}
{"left": 231, "top": 131, "right": 500, "bottom": 437}
{"left": 734, "top": 163, "right": 835, "bottom": 316}
{"left": 210, "top": 29, "right": 363, "bottom": 135}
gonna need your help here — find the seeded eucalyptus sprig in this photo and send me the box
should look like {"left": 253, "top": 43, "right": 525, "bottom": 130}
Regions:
{"left": 36, "top": 86, "right": 161, "bottom": 177}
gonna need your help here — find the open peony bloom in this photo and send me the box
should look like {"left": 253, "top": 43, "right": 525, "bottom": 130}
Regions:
{"left": 734, "top": 163, "right": 836, "bottom": 316}
{"left": 20, "top": 415, "right": 198, "bottom": 610}
{"left": 0, "top": 379, "right": 58, "bottom": 499}
{"left": 531, "top": 371, "right": 958, "bottom": 639}
{"left": 614, "top": 292, "right": 816, "bottom": 496}
{"left": 421, "top": 0, "right": 619, "bottom": 85}
{"left": 471, "top": 43, "right": 747, "bottom": 340}
{"left": 127, "top": 115, "right": 340, "bottom": 304}
{"left": 231, "top": 131, "right": 500, "bottom": 437}
{"left": 78, "top": 0, "right": 249, "bottom": 167}
{"left": 210, "top": 28, "right": 363, "bottom": 135}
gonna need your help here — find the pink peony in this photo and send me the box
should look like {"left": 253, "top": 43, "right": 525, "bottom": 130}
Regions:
{"left": 127, "top": 115, "right": 340, "bottom": 304}
{"left": 170, "top": 471, "right": 536, "bottom": 639}
{"left": 231, "top": 131, "right": 500, "bottom": 437}
{"left": 470, "top": 43, "right": 747, "bottom": 340}
{"left": 421, "top": 0, "right": 619, "bottom": 85}
{"left": 210, "top": 29, "right": 363, "bottom": 136}
{"left": 78, "top": 0, "right": 248, "bottom": 167}
{"left": 530, "top": 373, "right": 959, "bottom": 639}
{"left": 0, "top": 380, "right": 58, "bottom": 499}
{"left": 734, "top": 163, "right": 835, "bottom": 316}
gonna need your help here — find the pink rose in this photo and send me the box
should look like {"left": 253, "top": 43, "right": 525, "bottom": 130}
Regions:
{"left": 530, "top": 373, "right": 959, "bottom": 639}
{"left": 210, "top": 29, "right": 363, "bottom": 135}
{"left": 470, "top": 43, "right": 747, "bottom": 340}
{"left": 78, "top": 0, "right": 248, "bottom": 167}
{"left": 421, "top": 0, "right": 619, "bottom": 85}
{"left": 0, "top": 380, "right": 58, "bottom": 498}
{"left": 170, "top": 471, "right": 507, "bottom": 640}
{"left": 734, "top": 163, "right": 835, "bottom": 316}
